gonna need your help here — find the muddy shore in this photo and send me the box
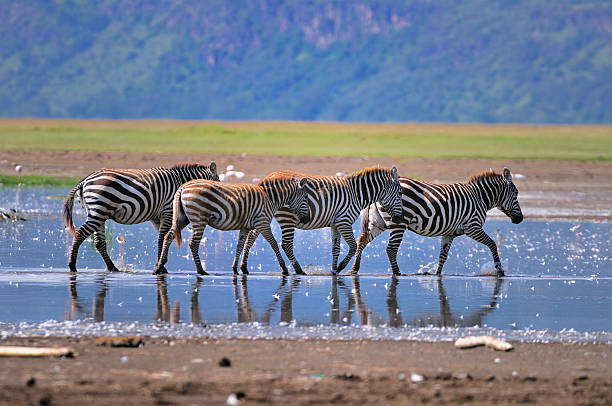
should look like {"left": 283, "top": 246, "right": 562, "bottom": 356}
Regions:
{"left": 1, "top": 149, "right": 611, "bottom": 221}
{"left": 0, "top": 336, "right": 610, "bottom": 405}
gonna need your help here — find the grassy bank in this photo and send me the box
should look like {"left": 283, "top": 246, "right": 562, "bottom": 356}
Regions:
{"left": 1, "top": 119, "right": 611, "bottom": 161}
{"left": 0, "top": 174, "right": 80, "bottom": 186}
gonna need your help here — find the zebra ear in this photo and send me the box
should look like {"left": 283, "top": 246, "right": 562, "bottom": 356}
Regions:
{"left": 209, "top": 161, "right": 217, "bottom": 173}
{"left": 503, "top": 167, "right": 512, "bottom": 183}
{"left": 390, "top": 166, "right": 399, "bottom": 182}
{"left": 298, "top": 177, "right": 308, "bottom": 188}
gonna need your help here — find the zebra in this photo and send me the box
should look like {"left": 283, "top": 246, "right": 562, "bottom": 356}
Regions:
{"left": 237, "top": 166, "right": 404, "bottom": 275}
{"left": 349, "top": 168, "right": 523, "bottom": 276}
{"left": 153, "top": 173, "right": 311, "bottom": 275}
{"left": 63, "top": 162, "right": 219, "bottom": 273}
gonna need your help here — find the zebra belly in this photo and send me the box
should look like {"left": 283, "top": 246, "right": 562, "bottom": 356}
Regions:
{"left": 110, "top": 204, "right": 155, "bottom": 225}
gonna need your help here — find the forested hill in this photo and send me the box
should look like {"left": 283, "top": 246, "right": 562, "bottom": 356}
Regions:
{"left": 1, "top": 0, "right": 610, "bottom": 123}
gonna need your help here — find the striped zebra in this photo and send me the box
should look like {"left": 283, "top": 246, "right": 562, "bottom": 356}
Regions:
{"left": 349, "top": 168, "right": 523, "bottom": 276}
{"left": 63, "top": 162, "right": 219, "bottom": 273}
{"left": 238, "top": 166, "right": 403, "bottom": 275}
{"left": 153, "top": 173, "right": 311, "bottom": 275}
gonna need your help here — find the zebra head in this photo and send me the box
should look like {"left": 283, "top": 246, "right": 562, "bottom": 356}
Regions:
{"left": 201, "top": 161, "right": 219, "bottom": 181}
{"left": 498, "top": 168, "right": 523, "bottom": 224}
{"left": 378, "top": 166, "right": 404, "bottom": 224}
{"left": 285, "top": 177, "right": 311, "bottom": 224}
{"left": 175, "top": 161, "right": 219, "bottom": 182}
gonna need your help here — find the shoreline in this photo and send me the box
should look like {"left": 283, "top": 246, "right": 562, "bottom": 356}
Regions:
{"left": 1, "top": 150, "right": 611, "bottom": 222}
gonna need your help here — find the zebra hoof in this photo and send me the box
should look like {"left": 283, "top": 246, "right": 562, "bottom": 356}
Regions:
{"left": 242, "top": 269, "right": 249, "bottom": 275}
{"left": 152, "top": 266, "right": 167, "bottom": 275}
{"left": 68, "top": 263, "right": 77, "bottom": 273}
{"left": 496, "top": 269, "right": 505, "bottom": 277}
{"left": 107, "top": 266, "right": 120, "bottom": 272}
{"left": 196, "top": 269, "right": 209, "bottom": 276}
{"left": 294, "top": 269, "right": 306, "bottom": 275}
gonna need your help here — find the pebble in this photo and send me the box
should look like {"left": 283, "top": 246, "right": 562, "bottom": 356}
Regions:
{"left": 219, "top": 357, "right": 231, "bottom": 367}
{"left": 410, "top": 373, "right": 424, "bottom": 383}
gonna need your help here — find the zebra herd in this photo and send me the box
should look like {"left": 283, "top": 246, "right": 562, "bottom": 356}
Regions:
{"left": 63, "top": 161, "right": 523, "bottom": 277}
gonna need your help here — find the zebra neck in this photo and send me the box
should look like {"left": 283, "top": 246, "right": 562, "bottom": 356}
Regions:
{"left": 471, "top": 180, "right": 501, "bottom": 211}
{"left": 347, "top": 176, "right": 377, "bottom": 209}
{"left": 260, "top": 183, "right": 290, "bottom": 209}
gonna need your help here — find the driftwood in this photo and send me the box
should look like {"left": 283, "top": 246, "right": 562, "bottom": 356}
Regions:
{"left": 454, "top": 336, "right": 513, "bottom": 352}
{"left": 0, "top": 346, "right": 74, "bottom": 357}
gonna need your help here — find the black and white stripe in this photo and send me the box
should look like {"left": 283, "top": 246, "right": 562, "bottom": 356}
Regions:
{"left": 63, "top": 162, "right": 218, "bottom": 272}
{"left": 350, "top": 168, "right": 523, "bottom": 276}
{"left": 153, "top": 173, "right": 311, "bottom": 275}
{"left": 238, "top": 166, "right": 403, "bottom": 274}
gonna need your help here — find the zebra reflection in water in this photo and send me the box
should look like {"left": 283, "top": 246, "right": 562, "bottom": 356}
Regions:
{"left": 66, "top": 274, "right": 107, "bottom": 322}
{"left": 233, "top": 275, "right": 300, "bottom": 324}
{"left": 329, "top": 276, "right": 504, "bottom": 328}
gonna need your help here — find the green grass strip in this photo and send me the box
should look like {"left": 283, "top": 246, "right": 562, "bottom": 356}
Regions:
{"left": 0, "top": 174, "right": 81, "bottom": 187}
{"left": 1, "top": 120, "right": 610, "bottom": 161}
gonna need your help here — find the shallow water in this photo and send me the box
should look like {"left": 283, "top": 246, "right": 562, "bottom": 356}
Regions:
{"left": 0, "top": 186, "right": 611, "bottom": 343}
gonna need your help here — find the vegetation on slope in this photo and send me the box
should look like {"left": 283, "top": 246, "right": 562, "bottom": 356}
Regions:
{"left": 1, "top": 1, "right": 610, "bottom": 123}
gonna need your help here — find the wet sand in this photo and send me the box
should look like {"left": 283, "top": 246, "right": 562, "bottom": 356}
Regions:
{"left": 0, "top": 336, "right": 610, "bottom": 405}
{"left": 2, "top": 149, "right": 611, "bottom": 221}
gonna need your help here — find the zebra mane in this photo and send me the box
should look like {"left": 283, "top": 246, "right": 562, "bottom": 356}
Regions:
{"left": 347, "top": 166, "right": 390, "bottom": 179}
{"left": 258, "top": 171, "right": 301, "bottom": 185}
{"left": 170, "top": 162, "right": 210, "bottom": 170}
{"left": 468, "top": 170, "right": 503, "bottom": 184}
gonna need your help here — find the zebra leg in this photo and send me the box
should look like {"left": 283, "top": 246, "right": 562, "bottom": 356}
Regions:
{"left": 153, "top": 217, "right": 172, "bottom": 274}
{"left": 189, "top": 221, "right": 208, "bottom": 276}
{"left": 239, "top": 230, "right": 259, "bottom": 275}
{"left": 255, "top": 221, "right": 289, "bottom": 275}
{"left": 154, "top": 228, "right": 174, "bottom": 274}
{"left": 435, "top": 236, "right": 455, "bottom": 275}
{"left": 67, "top": 219, "right": 103, "bottom": 272}
{"left": 232, "top": 229, "right": 249, "bottom": 275}
{"left": 93, "top": 229, "right": 119, "bottom": 272}
{"left": 335, "top": 223, "right": 358, "bottom": 272}
{"left": 465, "top": 227, "right": 504, "bottom": 276}
{"left": 280, "top": 226, "right": 304, "bottom": 275}
{"left": 349, "top": 229, "right": 374, "bottom": 275}
{"left": 386, "top": 226, "right": 406, "bottom": 275}
{"left": 330, "top": 226, "right": 341, "bottom": 272}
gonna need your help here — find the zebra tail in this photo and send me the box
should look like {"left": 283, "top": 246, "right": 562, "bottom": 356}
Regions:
{"left": 359, "top": 206, "right": 371, "bottom": 239}
{"left": 62, "top": 180, "right": 84, "bottom": 237}
{"left": 361, "top": 203, "right": 387, "bottom": 240}
{"left": 172, "top": 187, "right": 185, "bottom": 249}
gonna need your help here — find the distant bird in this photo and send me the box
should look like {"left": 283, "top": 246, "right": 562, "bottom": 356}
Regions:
{"left": 218, "top": 173, "right": 226, "bottom": 182}
{"left": 513, "top": 173, "right": 526, "bottom": 180}
{"left": 14, "top": 164, "right": 22, "bottom": 183}
{"left": 226, "top": 165, "right": 235, "bottom": 171}
{"left": 234, "top": 171, "right": 245, "bottom": 180}
{"left": 335, "top": 171, "right": 346, "bottom": 178}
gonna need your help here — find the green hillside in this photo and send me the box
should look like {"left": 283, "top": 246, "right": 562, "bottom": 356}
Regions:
{"left": 1, "top": 0, "right": 610, "bottom": 123}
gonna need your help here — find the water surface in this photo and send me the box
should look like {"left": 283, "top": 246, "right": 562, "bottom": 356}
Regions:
{"left": 1, "top": 186, "right": 610, "bottom": 343}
